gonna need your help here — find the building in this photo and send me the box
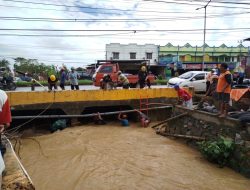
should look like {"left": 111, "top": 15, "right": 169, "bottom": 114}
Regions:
{"left": 105, "top": 43, "right": 164, "bottom": 76}
{"left": 106, "top": 43, "right": 158, "bottom": 65}
{"left": 159, "top": 43, "right": 249, "bottom": 70}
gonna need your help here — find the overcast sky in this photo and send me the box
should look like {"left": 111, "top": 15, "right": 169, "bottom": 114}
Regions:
{"left": 1, "top": 0, "right": 250, "bottom": 68}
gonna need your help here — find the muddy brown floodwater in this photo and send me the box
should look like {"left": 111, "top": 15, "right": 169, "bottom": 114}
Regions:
{"left": 19, "top": 124, "right": 250, "bottom": 190}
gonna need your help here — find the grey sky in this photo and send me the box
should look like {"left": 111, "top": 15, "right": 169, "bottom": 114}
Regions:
{"left": 0, "top": 0, "right": 250, "bottom": 68}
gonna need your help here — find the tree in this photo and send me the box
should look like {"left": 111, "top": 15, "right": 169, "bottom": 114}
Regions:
{"left": 14, "top": 57, "right": 58, "bottom": 80}
{"left": 0, "top": 59, "right": 10, "bottom": 68}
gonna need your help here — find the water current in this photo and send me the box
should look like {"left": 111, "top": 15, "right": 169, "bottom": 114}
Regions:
{"left": 19, "top": 124, "right": 250, "bottom": 190}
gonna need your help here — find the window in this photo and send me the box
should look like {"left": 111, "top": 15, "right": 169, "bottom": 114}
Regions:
{"left": 99, "top": 66, "right": 113, "bottom": 73}
{"left": 193, "top": 73, "right": 205, "bottom": 81}
{"left": 179, "top": 72, "right": 194, "bottom": 79}
{"left": 112, "top": 52, "right": 119, "bottom": 59}
{"left": 130, "top": 52, "right": 136, "bottom": 59}
{"left": 146, "top": 53, "right": 153, "bottom": 59}
{"left": 225, "top": 57, "right": 230, "bottom": 62}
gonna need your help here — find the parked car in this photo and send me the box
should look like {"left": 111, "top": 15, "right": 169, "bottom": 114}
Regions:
{"left": 233, "top": 78, "right": 250, "bottom": 89}
{"left": 76, "top": 71, "right": 92, "bottom": 80}
{"left": 167, "top": 71, "right": 209, "bottom": 92}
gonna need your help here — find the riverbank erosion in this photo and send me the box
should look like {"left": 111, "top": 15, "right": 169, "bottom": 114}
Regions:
{"left": 19, "top": 125, "right": 250, "bottom": 190}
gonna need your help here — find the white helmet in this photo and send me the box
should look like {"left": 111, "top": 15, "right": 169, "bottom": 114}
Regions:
{"left": 117, "top": 71, "right": 122, "bottom": 75}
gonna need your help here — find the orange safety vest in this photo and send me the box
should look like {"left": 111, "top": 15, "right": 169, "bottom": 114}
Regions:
{"left": 216, "top": 71, "right": 232, "bottom": 93}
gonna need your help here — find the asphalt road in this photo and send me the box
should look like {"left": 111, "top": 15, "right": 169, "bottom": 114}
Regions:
{"left": 15, "top": 85, "right": 168, "bottom": 92}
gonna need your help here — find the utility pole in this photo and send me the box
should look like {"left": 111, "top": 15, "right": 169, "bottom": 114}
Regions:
{"left": 196, "top": 0, "right": 212, "bottom": 71}
{"left": 238, "top": 40, "right": 243, "bottom": 66}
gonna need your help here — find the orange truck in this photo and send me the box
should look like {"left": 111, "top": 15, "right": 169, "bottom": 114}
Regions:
{"left": 92, "top": 63, "right": 156, "bottom": 88}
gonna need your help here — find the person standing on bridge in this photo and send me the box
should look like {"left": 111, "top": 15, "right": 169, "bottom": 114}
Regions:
{"left": 0, "top": 89, "right": 11, "bottom": 133}
{"left": 138, "top": 66, "right": 148, "bottom": 89}
{"left": 69, "top": 67, "right": 79, "bottom": 90}
{"left": 174, "top": 85, "right": 193, "bottom": 109}
{"left": 48, "top": 75, "right": 58, "bottom": 91}
{"left": 117, "top": 71, "right": 129, "bottom": 89}
{"left": 59, "top": 67, "right": 67, "bottom": 90}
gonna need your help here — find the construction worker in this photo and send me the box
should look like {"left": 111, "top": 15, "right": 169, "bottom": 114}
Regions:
{"left": 174, "top": 85, "right": 193, "bottom": 109}
{"left": 138, "top": 66, "right": 148, "bottom": 89}
{"left": 216, "top": 63, "right": 232, "bottom": 118}
{"left": 48, "top": 74, "right": 58, "bottom": 91}
{"left": 0, "top": 89, "right": 11, "bottom": 133}
{"left": 117, "top": 71, "right": 129, "bottom": 89}
{"left": 69, "top": 67, "right": 79, "bottom": 90}
{"left": 100, "top": 74, "right": 113, "bottom": 90}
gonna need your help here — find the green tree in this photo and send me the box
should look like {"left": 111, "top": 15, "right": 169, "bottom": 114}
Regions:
{"left": 14, "top": 57, "right": 57, "bottom": 80}
{"left": 0, "top": 59, "right": 10, "bottom": 68}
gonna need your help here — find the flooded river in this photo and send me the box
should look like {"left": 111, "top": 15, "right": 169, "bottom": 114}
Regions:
{"left": 19, "top": 124, "right": 250, "bottom": 190}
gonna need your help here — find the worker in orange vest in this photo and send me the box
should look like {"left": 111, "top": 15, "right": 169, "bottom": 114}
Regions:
{"left": 216, "top": 63, "right": 232, "bottom": 118}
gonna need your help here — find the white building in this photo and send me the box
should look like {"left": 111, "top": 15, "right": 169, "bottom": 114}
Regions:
{"left": 106, "top": 43, "right": 159, "bottom": 65}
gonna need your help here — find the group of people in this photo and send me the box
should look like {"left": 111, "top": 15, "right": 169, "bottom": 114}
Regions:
{"left": 100, "top": 66, "right": 151, "bottom": 90}
{"left": 48, "top": 67, "right": 79, "bottom": 91}
{"left": 203, "top": 63, "right": 233, "bottom": 117}
{"left": 94, "top": 110, "right": 150, "bottom": 128}
{"left": 174, "top": 63, "right": 233, "bottom": 118}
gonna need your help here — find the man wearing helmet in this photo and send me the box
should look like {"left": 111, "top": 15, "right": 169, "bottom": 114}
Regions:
{"left": 138, "top": 66, "right": 149, "bottom": 89}
{"left": 117, "top": 71, "right": 129, "bottom": 89}
{"left": 100, "top": 74, "right": 113, "bottom": 90}
{"left": 48, "top": 74, "right": 58, "bottom": 91}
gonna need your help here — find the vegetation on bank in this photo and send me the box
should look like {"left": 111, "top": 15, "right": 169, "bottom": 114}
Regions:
{"left": 198, "top": 136, "right": 235, "bottom": 167}
{"left": 16, "top": 79, "right": 169, "bottom": 87}
{"left": 16, "top": 80, "right": 93, "bottom": 87}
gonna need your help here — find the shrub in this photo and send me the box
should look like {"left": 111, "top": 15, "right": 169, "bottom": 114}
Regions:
{"left": 198, "top": 136, "right": 235, "bottom": 167}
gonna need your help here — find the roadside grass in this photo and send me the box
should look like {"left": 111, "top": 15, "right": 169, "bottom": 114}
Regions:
{"left": 16, "top": 80, "right": 93, "bottom": 87}
{"left": 16, "top": 79, "right": 168, "bottom": 87}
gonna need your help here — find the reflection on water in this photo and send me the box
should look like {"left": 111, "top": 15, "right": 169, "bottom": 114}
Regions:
{"left": 20, "top": 124, "right": 250, "bottom": 190}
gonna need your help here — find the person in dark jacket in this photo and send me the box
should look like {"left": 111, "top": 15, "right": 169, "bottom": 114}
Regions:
{"left": 48, "top": 75, "right": 58, "bottom": 91}
{"left": 100, "top": 74, "right": 113, "bottom": 90}
{"left": 138, "top": 66, "right": 148, "bottom": 89}
{"left": 59, "top": 67, "right": 67, "bottom": 90}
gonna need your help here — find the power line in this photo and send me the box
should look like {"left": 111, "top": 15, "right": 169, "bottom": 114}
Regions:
{"left": 2, "top": 0, "right": 193, "bottom": 14}
{"left": 0, "top": 27, "right": 250, "bottom": 32}
{"left": 176, "top": 0, "right": 250, "bottom": 5}
{"left": 141, "top": 0, "right": 250, "bottom": 9}
{"left": 0, "top": 11, "right": 249, "bottom": 22}
{"left": 4, "top": 0, "right": 250, "bottom": 14}
{"left": 0, "top": 4, "right": 201, "bottom": 16}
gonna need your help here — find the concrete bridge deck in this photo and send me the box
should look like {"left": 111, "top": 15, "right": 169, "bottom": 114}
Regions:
{"left": 7, "top": 88, "right": 178, "bottom": 107}
{"left": 6, "top": 88, "right": 181, "bottom": 118}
